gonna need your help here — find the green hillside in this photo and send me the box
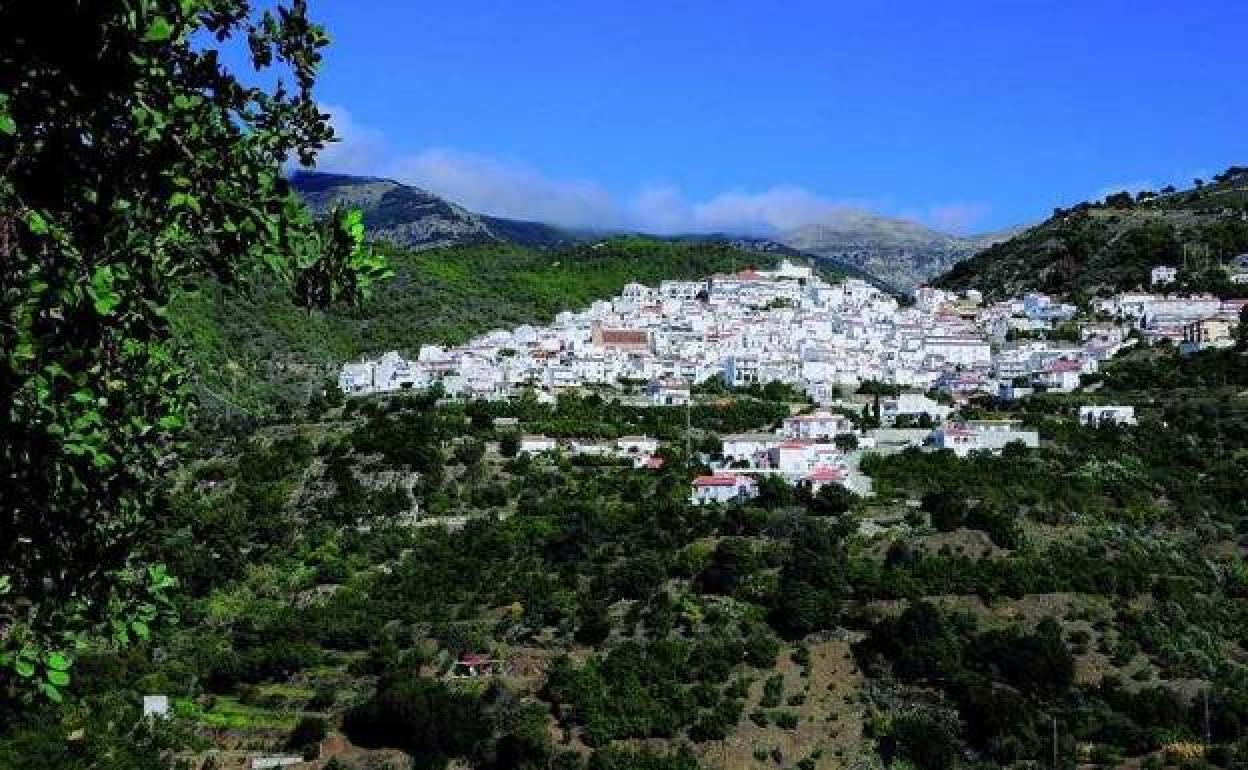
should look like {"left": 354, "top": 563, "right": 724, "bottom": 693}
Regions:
{"left": 937, "top": 166, "right": 1248, "bottom": 299}
{"left": 170, "top": 237, "right": 813, "bottom": 416}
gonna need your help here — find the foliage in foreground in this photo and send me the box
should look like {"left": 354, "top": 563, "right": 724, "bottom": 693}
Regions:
{"left": 0, "top": 0, "right": 386, "bottom": 702}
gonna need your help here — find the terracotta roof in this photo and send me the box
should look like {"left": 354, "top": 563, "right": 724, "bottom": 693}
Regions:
{"left": 600, "top": 329, "right": 649, "bottom": 346}
{"left": 807, "top": 466, "right": 848, "bottom": 482}
{"left": 693, "top": 474, "right": 752, "bottom": 487}
{"left": 1046, "top": 359, "right": 1082, "bottom": 373}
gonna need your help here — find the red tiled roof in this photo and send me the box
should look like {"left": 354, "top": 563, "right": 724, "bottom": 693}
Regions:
{"left": 600, "top": 330, "right": 649, "bottom": 346}
{"left": 1046, "top": 359, "right": 1082, "bottom": 373}
{"left": 807, "top": 466, "right": 848, "bottom": 482}
{"left": 693, "top": 474, "right": 753, "bottom": 487}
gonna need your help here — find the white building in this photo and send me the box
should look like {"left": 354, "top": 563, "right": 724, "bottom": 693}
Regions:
{"left": 1079, "top": 405, "right": 1137, "bottom": 426}
{"left": 783, "top": 410, "right": 855, "bottom": 440}
{"left": 933, "top": 425, "right": 980, "bottom": 456}
{"left": 805, "top": 465, "right": 850, "bottom": 494}
{"left": 647, "top": 377, "right": 691, "bottom": 406}
{"left": 881, "top": 393, "right": 952, "bottom": 425}
{"left": 518, "top": 435, "right": 558, "bottom": 455}
{"left": 721, "top": 433, "right": 783, "bottom": 463}
{"left": 617, "top": 436, "right": 660, "bottom": 455}
{"left": 1151, "top": 265, "right": 1178, "bottom": 286}
{"left": 690, "top": 474, "right": 758, "bottom": 505}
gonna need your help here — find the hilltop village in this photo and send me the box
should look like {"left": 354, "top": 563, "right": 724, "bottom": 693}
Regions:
{"left": 337, "top": 258, "right": 1246, "bottom": 505}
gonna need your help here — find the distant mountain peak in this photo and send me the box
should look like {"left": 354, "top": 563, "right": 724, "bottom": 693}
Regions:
{"left": 778, "top": 215, "right": 1012, "bottom": 291}
{"left": 289, "top": 170, "right": 575, "bottom": 250}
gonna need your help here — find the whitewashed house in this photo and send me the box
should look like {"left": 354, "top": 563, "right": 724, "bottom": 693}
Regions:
{"left": 783, "top": 410, "right": 855, "bottom": 440}
{"left": 1079, "top": 405, "right": 1137, "bottom": 426}
{"left": 647, "top": 377, "right": 691, "bottom": 406}
{"left": 616, "top": 436, "right": 659, "bottom": 455}
{"left": 518, "top": 435, "right": 558, "bottom": 455}
{"left": 690, "top": 474, "right": 758, "bottom": 505}
{"left": 805, "top": 465, "right": 850, "bottom": 494}
{"left": 1151, "top": 265, "right": 1178, "bottom": 286}
{"left": 881, "top": 393, "right": 952, "bottom": 425}
{"left": 933, "top": 425, "right": 981, "bottom": 456}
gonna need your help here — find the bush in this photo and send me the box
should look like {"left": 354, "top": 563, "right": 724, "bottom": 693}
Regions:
{"left": 343, "top": 676, "right": 488, "bottom": 767}
{"left": 286, "top": 716, "right": 328, "bottom": 753}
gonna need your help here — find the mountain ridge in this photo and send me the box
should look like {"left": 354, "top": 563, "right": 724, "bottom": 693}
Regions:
{"left": 935, "top": 167, "right": 1248, "bottom": 298}
{"left": 289, "top": 170, "right": 1010, "bottom": 291}
{"left": 779, "top": 215, "right": 1016, "bottom": 291}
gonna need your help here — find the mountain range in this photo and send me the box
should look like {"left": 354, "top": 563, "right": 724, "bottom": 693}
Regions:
{"left": 289, "top": 171, "right": 1008, "bottom": 290}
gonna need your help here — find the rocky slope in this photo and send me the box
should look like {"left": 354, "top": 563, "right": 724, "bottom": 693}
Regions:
{"left": 780, "top": 213, "right": 1011, "bottom": 291}
{"left": 290, "top": 171, "right": 576, "bottom": 250}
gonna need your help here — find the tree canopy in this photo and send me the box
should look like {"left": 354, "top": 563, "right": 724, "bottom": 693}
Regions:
{"left": 0, "top": 0, "right": 388, "bottom": 701}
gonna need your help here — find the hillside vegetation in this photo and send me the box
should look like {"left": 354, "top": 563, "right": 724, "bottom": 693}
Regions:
{"left": 938, "top": 167, "right": 1248, "bottom": 299}
{"left": 169, "top": 237, "right": 802, "bottom": 416}
{"left": 8, "top": 344, "right": 1247, "bottom": 770}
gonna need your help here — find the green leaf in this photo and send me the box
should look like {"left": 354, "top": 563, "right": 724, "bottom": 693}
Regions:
{"left": 0, "top": 114, "right": 14, "bottom": 136}
{"left": 90, "top": 266, "right": 120, "bottom": 315}
{"left": 143, "top": 17, "right": 174, "bottom": 42}
{"left": 0, "top": 575, "right": 10, "bottom": 594}
{"left": 40, "top": 682, "right": 63, "bottom": 703}
{"left": 45, "top": 652, "right": 71, "bottom": 671}
{"left": 46, "top": 669, "right": 70, "bottom": 687}
{"left": 26, "top": 211, "right": 48, "bottom": 235}
{"left": 14, "top": 660, "right": 35, "bottom": 678}
{"left": 131, "top": 620, "right": 151, "bottom": 640}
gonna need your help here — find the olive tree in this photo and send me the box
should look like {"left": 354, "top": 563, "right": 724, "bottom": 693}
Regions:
{"left": 0, "top": 0, "right": 388, "bottom": 701}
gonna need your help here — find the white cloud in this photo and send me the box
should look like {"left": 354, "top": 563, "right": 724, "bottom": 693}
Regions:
{"left": 315, "top": 104, "right": 988, "bottom": 235}
{"left": 686, "top": 186, "right": 868, "bottom": 233}
{"left": 390, "top": 148, "right": 621, "bottom": 229}
{"left": 317, "top": 104, "right": 388, "bottom": 175}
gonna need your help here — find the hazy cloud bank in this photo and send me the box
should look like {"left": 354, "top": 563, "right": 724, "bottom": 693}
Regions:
{"left": 315, "top": 104, "right": 992, "bottom": 235}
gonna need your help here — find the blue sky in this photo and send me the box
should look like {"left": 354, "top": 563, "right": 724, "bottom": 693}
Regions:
{"left": 294, "top": 0, "right": 1247, "bottom": 234}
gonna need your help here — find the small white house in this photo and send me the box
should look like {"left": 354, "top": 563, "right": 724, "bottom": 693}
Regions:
{"left": 768, "top": 441, "right": 815, "bottom": 474}
{"left": 783, "top": 410, "right": 855, "bottom": 440}
{"left": 805, "top": 465, "right": 849, "bottom": 494}
{"left": 518, "top": 435, "right": 558, "bottom": 455}
{"left": 1032, "top": 359, "right": 1083, "bottom": 392}
{"left": 1151, "top": 265, "right": 1178, "bottom": 286}
{"left": 647, "top": 377, "right": 691, "bottom": 406}
{"left": 616, "top": 436, "right": 659, "bottom": 455}
{"left": 690, "top": 474, "right": 759, "bottom": 505}
{"left": 142, "top": 695, "right": 170, "bottom": 719}
{"left": 933, "top": 425, "right": 981, "bottom": 456}
{"left": 720, "top": 433, "right": 783, "bottom": 463}
{"left": 881, "top": 393, "right": 952, "bottom": 425}
{"left": 1079, "top": 405, "right": 1137, "bottom": 426}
